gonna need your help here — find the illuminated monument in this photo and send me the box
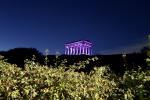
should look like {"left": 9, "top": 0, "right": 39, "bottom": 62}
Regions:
{"left": 65, "top": 40, "right": 92, "bottom": 55}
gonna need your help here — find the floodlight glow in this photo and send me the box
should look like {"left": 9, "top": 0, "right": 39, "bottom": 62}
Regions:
{"left": 65, "top": 40, "right": 92, "bottom": 55}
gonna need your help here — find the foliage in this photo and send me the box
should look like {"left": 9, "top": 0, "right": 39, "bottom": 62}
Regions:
{"left": 0, "top": 57, "right": 117, "bottom": 100}
{"left": 112, "top": 68, "right": 150, "bottom": 100}
{"left": 0, "top": 53, "right": 150, "bottom": 99}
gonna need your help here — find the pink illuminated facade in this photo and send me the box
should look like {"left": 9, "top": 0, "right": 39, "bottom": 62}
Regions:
{"left": 65, "top": 40, "right": 92, "bottom": 55}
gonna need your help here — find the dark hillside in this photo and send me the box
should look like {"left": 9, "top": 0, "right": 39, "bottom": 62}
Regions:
{"left": 0, "top": 48, "right": 148, "bottom": 75}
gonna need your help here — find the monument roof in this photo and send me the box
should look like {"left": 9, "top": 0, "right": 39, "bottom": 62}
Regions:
{"left": 65, "top": 40, "right": 92, "bottom": 45}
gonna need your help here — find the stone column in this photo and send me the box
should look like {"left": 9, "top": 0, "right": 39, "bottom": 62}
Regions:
{"left": 75, "top": 47, "right": 77, "bottom": 55}
{"left": 84, "top": 47, "right": 86, "bottom": 54}
{"left": 70, "top": 47, "right": 73, "bottom": 55}
{"left": 87, "top": 47, "right": 89, "bottom": 55}
{"left": 67, "top": 47, "right": 70, "bottom": 55}
{"left": 73, "top": 47, "right": 75, "bottom": 55}
{"left": 68, "top": 47, "right": 70, "bottom": 55}
{"left": 85, "top": 47, "right": 87, "bottom": 55}
{"left": 74, "top": 47, "right": 75, "bottom": 55}
{"left": 85, "top": 47, "right": 88, "bottom": 55}
{"left": 72, "top": 47, "right": 74, "bottom": 55}
{"left": 82, "top": 46, "right": 84, "bottom": 54}
{"left": 88, "top": 47, "right": 90, "bottom": 55}
{"left": 87, "top": 47, "right": 88, "bottom": 55}
{"left": 79, "top": 46, "right": 82, "bottom": 55}
{"left": 78, "top": 46, "right": 80, "bottom": 55}
{"left": 72, "top": 47, "right": 73, "bottom": 55}
{"left": 83, "top": 46, "right": 85, "bottom": 54}
{"left": 76, "top": 46, "right": 78, "bottom": 55}
{"left": 81, "top": 46, "right": 84, "bottom": 54}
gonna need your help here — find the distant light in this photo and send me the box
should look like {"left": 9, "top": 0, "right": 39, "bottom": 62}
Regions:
{"left": 122, "top": 54, "right": 126, "bottom": 58}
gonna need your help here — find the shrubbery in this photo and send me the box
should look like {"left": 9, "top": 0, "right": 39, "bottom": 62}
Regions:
{"left": 0, "top": 55, "right": 150, "bottom": 100}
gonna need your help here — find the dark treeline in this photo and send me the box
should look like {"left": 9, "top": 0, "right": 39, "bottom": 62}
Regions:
{"left": 0, "top": 48, "right": 44, "bottom": 68}
{"left": 0, "top": 47, "right": 149, "bottom": 75}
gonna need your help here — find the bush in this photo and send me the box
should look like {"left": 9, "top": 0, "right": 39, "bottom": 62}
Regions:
{"left": 0, "top": 57, "right": 150, "bottom": 99}
{"left": 0, "top": 58, "right": 117, "bottom": 100}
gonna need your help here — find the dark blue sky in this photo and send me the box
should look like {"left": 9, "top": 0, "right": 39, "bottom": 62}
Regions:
{"left": 0, "top": 0, "right": 149, "bottom": 55}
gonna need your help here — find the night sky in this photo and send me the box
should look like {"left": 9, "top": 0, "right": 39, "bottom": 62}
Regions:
{"left": 0, "top": 0, "right": 149, "bottom": 55}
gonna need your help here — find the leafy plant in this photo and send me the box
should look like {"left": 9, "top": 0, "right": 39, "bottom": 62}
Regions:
{"left": 0, "top": 57, "right": 117, "bottom": 99}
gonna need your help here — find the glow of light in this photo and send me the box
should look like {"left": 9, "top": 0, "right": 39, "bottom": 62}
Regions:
{"left": 65, "top": 40, "right": 92, "bottom": 55}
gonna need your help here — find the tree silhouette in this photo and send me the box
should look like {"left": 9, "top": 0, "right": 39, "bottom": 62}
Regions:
{"left": 4, "top": 48, "right": 44, "bottom": 68}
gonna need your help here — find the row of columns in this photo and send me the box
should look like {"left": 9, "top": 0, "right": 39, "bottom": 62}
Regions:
{"left": 65, "top": 46, "right": 91, "bottom": 55}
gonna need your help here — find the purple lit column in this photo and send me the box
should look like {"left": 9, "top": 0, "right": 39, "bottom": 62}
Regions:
{"left": 84, "top": 47, "right": 86, "bottom": 54}
{"left": 75, "top": 47, "right": 77, "bottom": 55}
{"left": 74, "top": 47, "right": 75, "bottom": 55}
{"left": 85, "top": 47, "right": 87, "bottom": 55}
{"left": 70, "top": 47, "right": 73, "bottom": 55}
{"left": 88, "top": 47, "right": 90, "bottom": 55}
{"left": 82, "top": 47, "right": 84, "bottom": 54}
{"left": 76, "top": 46, "right": 78, "bottom": 55}
{"left": 87, "top": 47, "right": 88, "bottom": 55}
{"left": 81, "top": 46, "right": 84, "bottom": 54}
{"left": 72, "top": 47, "right": 74, "bottom": 55}
{"left": 73, "top": 47, "right": 75, "bottom": 55}
{"left": 67, "top": 47, "right": 69, "bottom": 55}
{"left": 79, "top": 46, "right": 81, "bottom": 55}
{"left": 65, "top": 46, "right": 68, "bottom": 55}
{"left": 78, "top": 46, "right": 80, "bottom": 55}
{"left": 71, "top": 47, "right": 73, "bottom": 55}
{"left": 68, "top": 47, "right": 70, "bottom": 55}
{"left": 75, "top": 46, "right": 76, "bottom": 55}
{"left": 65, "top": 40, "right": 92, "bottom": 55}
{"left": 85, "top": 47, "right": 88, "bottom": 55}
